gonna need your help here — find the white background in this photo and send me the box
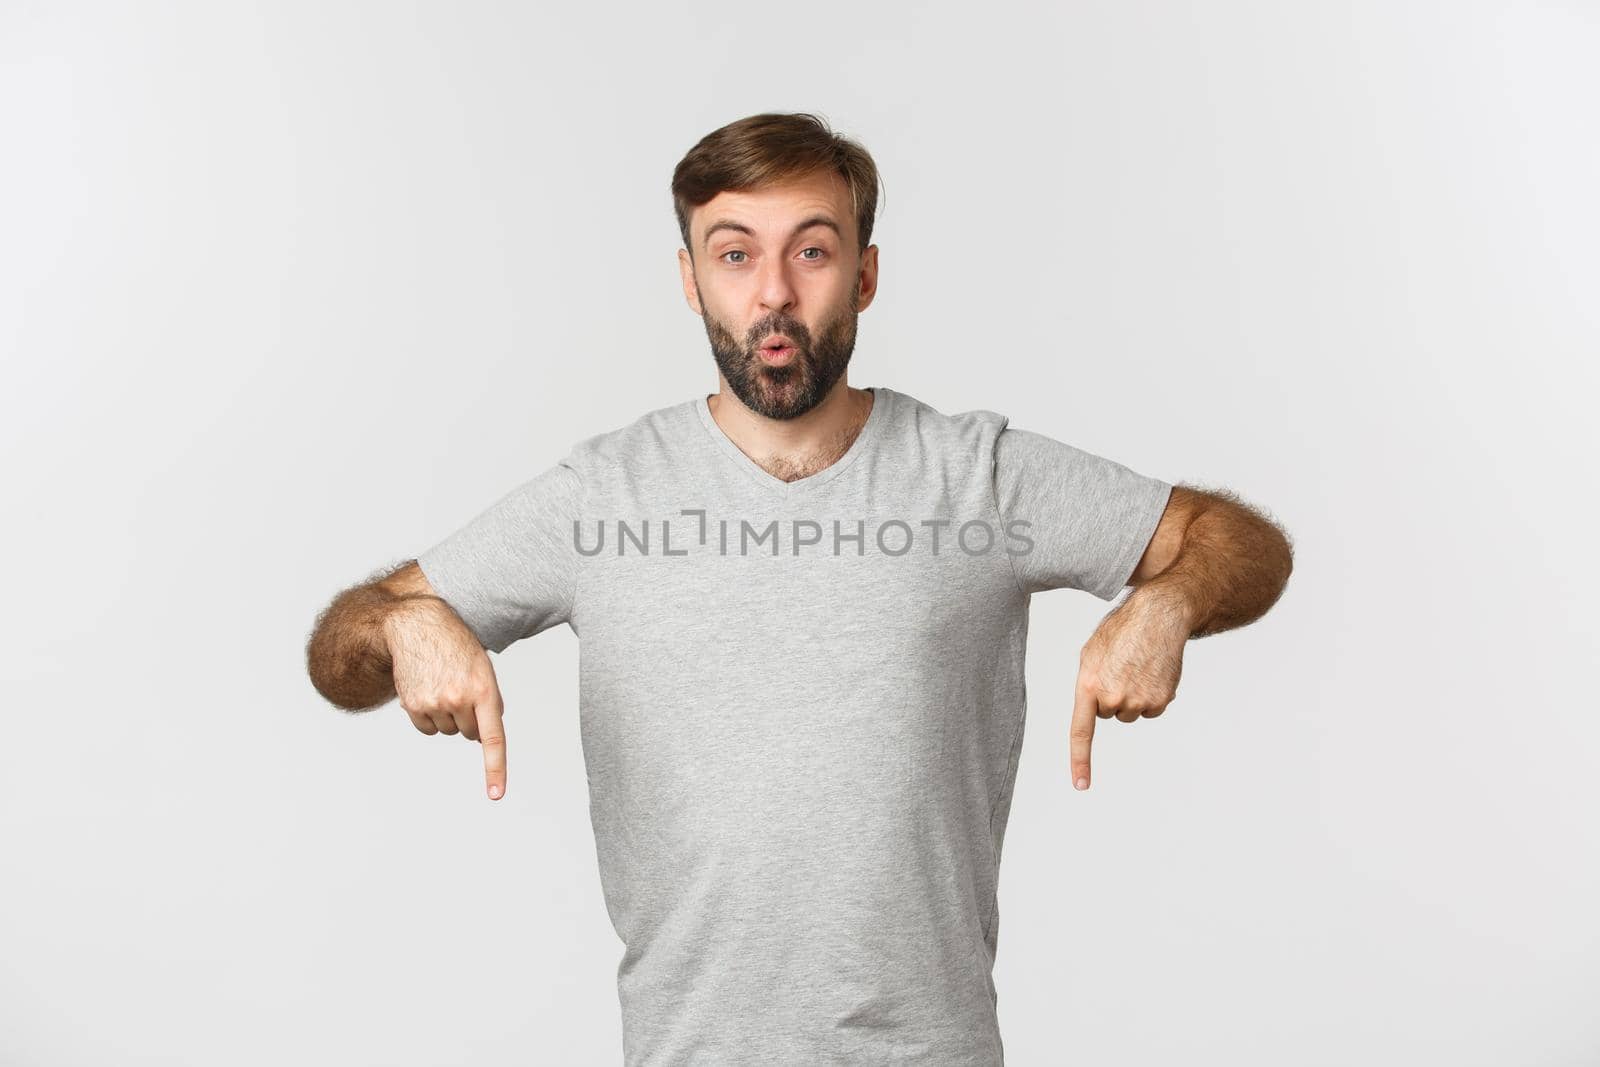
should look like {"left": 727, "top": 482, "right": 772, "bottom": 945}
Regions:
{"left": 3, "top": 2, "right": 1596, "bottom": 1064}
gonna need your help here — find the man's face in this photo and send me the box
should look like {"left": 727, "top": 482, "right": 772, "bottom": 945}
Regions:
{"left": 678, "top": 170, "right": 879, "bottom": 420}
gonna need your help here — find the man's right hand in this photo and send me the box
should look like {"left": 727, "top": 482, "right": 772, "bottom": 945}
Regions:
{"left": 382, "top": 597, "right": 510, "bottom": 802}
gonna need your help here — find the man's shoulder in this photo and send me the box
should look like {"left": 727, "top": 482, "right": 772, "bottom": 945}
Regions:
{"left": 557, "top": 395, "right": 699, "bottom": 473}
{"left": 887, "top": 385, "right": 1011, "bottom": 453}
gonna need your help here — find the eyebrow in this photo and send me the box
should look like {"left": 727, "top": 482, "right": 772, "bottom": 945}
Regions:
{"left": 702, "top": 215, "right": 842, "bottom": 252}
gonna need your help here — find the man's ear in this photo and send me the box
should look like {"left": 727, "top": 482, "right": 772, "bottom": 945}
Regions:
{"left": 678, "top": 248, "right": 703, "bottom": 315}
{"left": 855, "top": 244, "right": 880, "bottom": 312}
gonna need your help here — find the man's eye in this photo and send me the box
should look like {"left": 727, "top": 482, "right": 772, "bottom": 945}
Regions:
{"left": 721, "top": 248, "right": 825, "bottom": 264}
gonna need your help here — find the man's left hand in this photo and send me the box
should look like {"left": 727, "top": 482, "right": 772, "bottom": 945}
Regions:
{"left": 1069, "top": 589, "right": 1192, "bottom": 791}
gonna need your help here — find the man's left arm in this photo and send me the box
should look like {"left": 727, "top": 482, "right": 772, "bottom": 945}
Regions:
{"left": 1126, "top": 485, "right": 1295, "bottom": 636}
{"left": 1069, "top": 485, "right": 1295, "bottom": 791}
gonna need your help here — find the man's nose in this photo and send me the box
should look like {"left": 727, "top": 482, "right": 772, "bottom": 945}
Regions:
{"left": 756, "top": 259, "right": 798, "bottom": 315}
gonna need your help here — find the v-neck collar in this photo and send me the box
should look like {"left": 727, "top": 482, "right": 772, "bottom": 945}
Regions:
{"left": 693, "top": 386, "right": 892, "bottom": 497}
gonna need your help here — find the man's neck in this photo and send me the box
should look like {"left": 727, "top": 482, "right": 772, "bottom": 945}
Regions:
{"left": 706, "top": 382, "right": 874, "bottom": 484}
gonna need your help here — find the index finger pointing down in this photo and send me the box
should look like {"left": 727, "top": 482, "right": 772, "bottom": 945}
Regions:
{"left": 477, "top": 688, "right": 507, "bottom": 801}
{"left": 1070, "top": 677, "right": 1097, "bottom": 791}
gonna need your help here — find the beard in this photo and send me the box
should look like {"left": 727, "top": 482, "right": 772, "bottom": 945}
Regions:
{"left": 700, "top": 281, "right": 860, "bottom": 421}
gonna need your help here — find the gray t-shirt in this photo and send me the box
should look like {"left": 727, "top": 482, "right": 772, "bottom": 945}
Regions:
{"left": 417, "top": 385, "right": 1172, "bottom": 1065}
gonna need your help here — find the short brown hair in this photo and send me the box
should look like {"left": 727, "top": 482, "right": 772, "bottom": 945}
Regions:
{"left": 671, "top": 112, "right": 884, "bottom": 261}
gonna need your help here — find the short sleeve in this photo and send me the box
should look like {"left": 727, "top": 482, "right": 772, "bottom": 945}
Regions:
{"left": 415, "top": 459, "right": 584, "bottom": 652}
{"left": 993, "top": 427, "right": 1173, "bottom": 600}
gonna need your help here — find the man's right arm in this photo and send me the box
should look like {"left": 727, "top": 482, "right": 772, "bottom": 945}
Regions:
{"left": 306, "top": 560, "right": 423, "bottom": 711}
{"left": 308, "top": 457, "right": 581, "bottom": 800}
{"left": 307, "top": 560, "right": 511, "bottom": 800}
